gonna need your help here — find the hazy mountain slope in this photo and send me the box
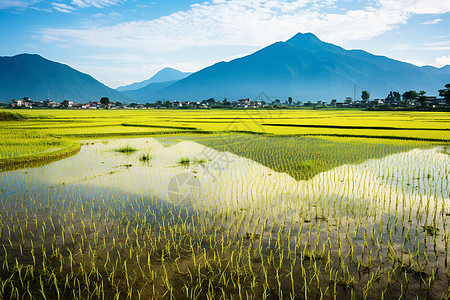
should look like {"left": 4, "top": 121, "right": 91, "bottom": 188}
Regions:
{"left": 122, "top": 80, "right": 178, "bottom": 102}
{"left": 0, "top": 54, "right": 129, "bottom": 102}
{"left": 116, "top": 68, "right": 192, "bottom": 91}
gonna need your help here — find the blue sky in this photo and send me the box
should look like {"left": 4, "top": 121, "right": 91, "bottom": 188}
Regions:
{"left": 1, "top": 0, "right": 450, "bottom": 88}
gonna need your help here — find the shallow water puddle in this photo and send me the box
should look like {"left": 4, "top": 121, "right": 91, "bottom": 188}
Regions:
{"left": 1, "top": 138, "right": 298, "bottom": 209}
{"left": 0, "top": 137, "right": 449, "bottom": 299}
{"left": 1, "top": 138, "right": 448, "bottom": 213}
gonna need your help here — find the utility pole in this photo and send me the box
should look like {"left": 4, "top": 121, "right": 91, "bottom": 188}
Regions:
{"left": 354, "top": 83, "right": 356, "bottom": 101}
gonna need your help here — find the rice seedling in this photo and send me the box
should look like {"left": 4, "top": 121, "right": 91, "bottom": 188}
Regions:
{"left": 139, "top": 153, "right": 151, "bottom": 161}
{"left": 178, "top": 157, "right": 190, "bottom": 166}
{"left": 0, "top": 109, "right": 448, "bottom": 299}
{"left": 114, "top": 145, "right": 137, "bottom": 153}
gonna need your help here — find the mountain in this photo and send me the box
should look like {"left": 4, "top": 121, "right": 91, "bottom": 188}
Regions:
{"left": 122, "top": 80, "right": 178, "bottom": 102}
{"left": 149, "top": 33, "right": 450, "bottom": 101}
{"left": 116, "top": 68, "right": 192, "bottom": 91}
{"left": 0, "top": 54, "right": 129, "bottom": 102}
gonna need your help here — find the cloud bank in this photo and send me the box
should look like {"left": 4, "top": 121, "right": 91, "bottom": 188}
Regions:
{"left": 0, "top": 0, "right": 122, "bottom": 11}
{"left": 4, "top": 1, "right": 450, "bottom": 54}
{"left": 436, "top": 55, "right": 450, "bottom": 67}
{"left": 0, "top": 0, "right": 38, "bottom": 9}
{"left": 37, "top": 0, "right": 450, "bottom": 52}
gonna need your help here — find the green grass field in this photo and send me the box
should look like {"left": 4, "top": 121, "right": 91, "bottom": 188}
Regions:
{"left": 1, "top": 108, "right": 448, "bottom": 172}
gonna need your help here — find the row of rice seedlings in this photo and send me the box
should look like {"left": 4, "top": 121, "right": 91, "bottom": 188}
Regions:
{"left": 0, "top": 129, "right": 69, "bottom": 159}
{"left": 191, "top": 134, "right": 430, "bottom": 181}
{"left": 0, "top": 142, "right": 448, "bottom": 299}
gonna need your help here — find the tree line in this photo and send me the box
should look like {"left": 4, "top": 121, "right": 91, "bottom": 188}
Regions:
{"left": 360, "top": 83, "right": 450, "bottom": 108}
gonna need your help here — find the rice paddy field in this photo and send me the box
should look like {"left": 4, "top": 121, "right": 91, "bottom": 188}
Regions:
{"left": 0, "top": 108, "right": 449, "bottom": 299}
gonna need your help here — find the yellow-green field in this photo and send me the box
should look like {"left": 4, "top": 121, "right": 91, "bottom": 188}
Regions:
{"left": 2, "top": 108, "right": 450, "bottom": 138}
{"left": 1, "top": 108, "right": 448, "bottom": 172}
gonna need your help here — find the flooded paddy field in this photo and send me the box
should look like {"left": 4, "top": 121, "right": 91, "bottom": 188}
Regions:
{"left": 0, "top": 135, "right": 449, "bottom": 299}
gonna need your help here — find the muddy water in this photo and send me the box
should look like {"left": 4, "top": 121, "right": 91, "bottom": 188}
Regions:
{"left": 5, "top": 138, "right": 446, "bottom": 212}
{"left": 1, "top": 137, "right": 298, "bottom": 209}
{"left": 0, "top": 137, "right": 449, "bottom": 299}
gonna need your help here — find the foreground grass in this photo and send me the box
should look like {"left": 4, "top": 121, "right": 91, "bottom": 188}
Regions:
{"left": 0, "top": 141, "right": 81, "bottom": 172}
{"left": 0, "top": 126, "right": 81, "bottom": 172}
{"left": 0, "top": 111, "right": 26, "bottom": 121}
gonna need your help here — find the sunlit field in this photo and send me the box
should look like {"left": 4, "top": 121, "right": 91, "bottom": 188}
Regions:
{"left": 0, "top": 109, "right": 449, "bottom": 299}
{"left": 1, "top": 109, "right": 449, "bottom": 141}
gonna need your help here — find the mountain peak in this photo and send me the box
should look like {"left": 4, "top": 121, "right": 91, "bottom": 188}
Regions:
{"left": 286, "top": 32, "right": 323, "bottom": 47}
{"left": 284, "top": 32, "right": 346, "bottom": 54}
{"left": 116, "top": 67, "right": 192, "bottom": 91}
{"left": 160, "top": 67, "right": 180, "bottom": 72}
{"left": 4, "top": 53, "right": 45, "bottom": 61}
{"left": 153, "top": 67, "right": 188, "bottom": 80}
{"left": 288, "top": 32, "right": 320, "bottom": 41}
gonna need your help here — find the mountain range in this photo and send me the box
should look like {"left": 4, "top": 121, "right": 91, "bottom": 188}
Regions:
{"left": 121, "top": 80, "right": 179, "bottom": 102}
{"left": 0, "top": 54, "right": 129, "bottom": 102}
{"left": 1, "top": 33, "right": 449, "bottom": 103}
{"left": 116, "top": 67, "right": 191, "bottom": 92}
{"left": 147, "top": 33, "right": 450, "bottom": 102}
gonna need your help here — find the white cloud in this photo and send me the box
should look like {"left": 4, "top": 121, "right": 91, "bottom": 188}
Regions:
{"left": 38, "top": 0, "right": 450, "bottom": 52}
{"left": 423, "top": 40, "right": 450, "bottom": 51}
{"left": 50, "top": 0, "right": 122, "bottom": 12}
{"left": 52, "top": 2, "right": 75, "bottom": 13}
{"left": 0, "top": 0, "right": 38, "bottom": 9}
{"left": 31, "top": 6, "right": 53, "bottom": 12}
{"left": 435, "top": 55, "right": 450, "bottom": 67}
{"left": 35, "top": 1, "right": 391, "bottom": 49}
{"left": 71, "top": 0, "right": 89, "bottom": 8}
{"left": 390, "top": 43, "right": 413, "bottom": 51}
{"left": 0, "top": 0, "right": 122, "bottom": 10}
{"left": 422, "top": 18, "right": 443, "bottom": 25}
{"left": 71, "top": 0, "right": 122, "bottom": 8}
{"left": 424, "top": 40, "right": 450, "bottom": 47}
{"left": 379, "top": 0, "right": 450, "bottom": 14}
{"left": 426, "top": 47, "right": 450, "bottom": 51}
{"left": 93, "top": 11, "right": 120, "bottom": 18}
